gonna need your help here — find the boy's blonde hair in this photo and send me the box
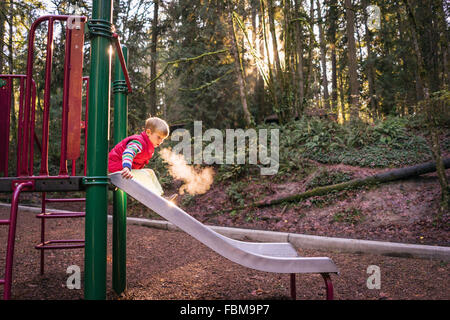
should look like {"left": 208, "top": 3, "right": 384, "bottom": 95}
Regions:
{"left": 145, "top": 117, "right": 170, "bottom": 137}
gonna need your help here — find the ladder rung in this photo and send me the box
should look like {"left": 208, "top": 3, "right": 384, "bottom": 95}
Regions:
{"left": 36, "top": 212, "right": 85, "bottom": 219}
{"left": 0, "top": 219, "right": 10, "bottom": 225}
{"left": 45, "top": 198, "right": 86, "bottom": 203}
{"left": 35, "top": 240, "right": 84, "bottom": 250}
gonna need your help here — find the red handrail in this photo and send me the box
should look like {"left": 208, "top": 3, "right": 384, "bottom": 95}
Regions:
{"left": 24, "top": 15, "right": 87, "bottom": 177}
{"left": 0, "top": 75, "right": 36, "bottom": 177}
{"left": 112, "top": 33, "right": 132, "bottom": 93}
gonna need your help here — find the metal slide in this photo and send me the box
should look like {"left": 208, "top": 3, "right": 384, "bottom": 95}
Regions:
{"left": 109, "top": 171, "right": 339, "bottom": 274}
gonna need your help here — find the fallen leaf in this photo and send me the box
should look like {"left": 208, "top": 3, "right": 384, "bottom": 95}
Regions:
{"left": 251, "top": 288, "right": 264, "bottom": 296}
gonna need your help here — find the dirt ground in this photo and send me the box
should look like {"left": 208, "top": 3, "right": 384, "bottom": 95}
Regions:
{"left": 0, "top": 161, "right": 449, "bottom": 300}
{"left": 0, "top": 205, "right": 448, "bottom": 300}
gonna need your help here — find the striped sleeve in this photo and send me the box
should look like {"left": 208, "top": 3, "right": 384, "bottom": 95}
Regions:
{"left": 122, "top": 140, "right": 143, "bottom": 170}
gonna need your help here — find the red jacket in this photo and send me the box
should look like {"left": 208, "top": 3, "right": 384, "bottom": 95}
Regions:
{"left": 108, "top": 131, "right": 155, "bottom": 172}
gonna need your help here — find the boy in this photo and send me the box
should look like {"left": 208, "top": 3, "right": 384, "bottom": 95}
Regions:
{"left": 108, "top": 116, "right": 177, "bottom": 202}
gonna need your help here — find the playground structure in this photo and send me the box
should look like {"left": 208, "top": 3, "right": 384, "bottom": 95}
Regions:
{"left": 0, "top": 15, "right": 92, "bottom": 299}
{"left": 0, "top": 0, "right": 338, "bottom": 300}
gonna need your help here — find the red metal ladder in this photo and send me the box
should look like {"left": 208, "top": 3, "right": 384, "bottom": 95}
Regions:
{"left": 35, "top": 190, "right": 86, "bottom": 275}
{"left": 33, "top": 23, "right": 88, "bottom": 275}
{"left": 1, "top": 15, "right": 89, "bottom": 299}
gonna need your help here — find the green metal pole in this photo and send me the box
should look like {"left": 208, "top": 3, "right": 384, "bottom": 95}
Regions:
{"left": 112, "top": 46, "right": 128, "bottom": 295}
{"left": 85, "top": 0, "right": 113, "bottom": 300}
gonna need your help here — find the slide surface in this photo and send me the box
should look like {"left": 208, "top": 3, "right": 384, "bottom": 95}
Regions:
{"left": 109, "top": 171, "right": 338, "bottom": 274}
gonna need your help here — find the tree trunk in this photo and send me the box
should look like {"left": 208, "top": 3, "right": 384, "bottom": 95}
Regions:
{"left": 344, "top": 0, "right": 360, "bottom": 121}
{"left": 404, "top": 0, "right": 425, "bottom": 102}
{"left": 267, "top": 0, "right": 286, "bottom": 122}
{"left": 439, "top": 0, "right": 449, "bottom": 87}
{"left": 430, "top": 129, "right": 449, "bottom": 215}
{"left": 283, "top": 0, "right": 295, "bottom": 119}
{"left": 227, "top": 5, "right": 253, "bottom": 127}
{"left": 294, "top": 0, "right": 305, "bottom": 117}
{"left": 404, "top": 0, "right": 427, "bottom": 99}
{"left": 316, "top": 0, "right": 330, "bottom": 111}
{"left": 251, "top": 2, "right": 258, "bottom": 120}
{"left": 328, "top": 0, "right": 338, "bottom": 111}
{"left": 304, "top": 0, "right": 315, "bottom": 103}
{"left": 267, "top": 0, "right": 283, "bottom": 86}
{"left": 149, "top": 0, "right": 159, "bottom": 116}
{"left": 338, "top": 67, "right": 346, "bottom": 122}
{"left": 257, "top": 3, "right": 266, "bottom": 118}
{"left": 222, "top": 158, "right": 450, "bottom": 211}
{"left": 396, "top": 9, "right": 413, "bottom": 115}
{"left": 251, "top": 0, "right": 265, "bottom": 122}
{"left": 362, "top": 0, "right": 378, "bottom": 118}
{"left": 416, "top": 1, "right": 441, "bottom": 93}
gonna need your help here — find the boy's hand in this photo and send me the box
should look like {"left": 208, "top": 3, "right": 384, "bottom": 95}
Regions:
{"left": 120, "top": 167, "right": 133, "bottom": 179}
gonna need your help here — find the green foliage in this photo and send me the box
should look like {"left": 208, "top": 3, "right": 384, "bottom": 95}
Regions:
{"left": 308, "top": 193, "right": 341, "bottom": 208}
{"left": 332, "top": 207, "right": 365, "bottom": 225}
{"left": 161, "top": 0, "right": 247, "bottom": 129}
{"left": 226, "top": 181, "right": 247, "bottom": 206}
{"left": 417, "top": 89, "right": 450, "bottom": 128}
{"left": 180, "top": 193, "right": 195, "bottom": 207}
{"left": 279, "top": 116, "right": 433, "bottom": 168}
{"left": 305, "top": 168, "right": 354, "bottom": 190}
{"left": 216, "top": 164, "right": 250, "bottom": 182}
{"left": 213, "top": 115, "right": 436, "bottom": 183}
{"left": 373, "top": 117, "right": 409, "bottom": 145}
{"left": 244, "top": 211, "right": 258, "bottom": 222}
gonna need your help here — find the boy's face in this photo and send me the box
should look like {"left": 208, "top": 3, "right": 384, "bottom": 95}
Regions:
{"left": 146, "top": 129, "right": 167, "bottom": 148}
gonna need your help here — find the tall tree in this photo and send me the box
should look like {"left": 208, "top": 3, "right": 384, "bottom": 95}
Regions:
{"left": 113, "top": 0, "right": 155, "bottom": 131}
{"left": 259, "top": 0, "right": 279, "bottom": 119}
{"left": 316, "top": 0, "right": 330, "bottom": 110}
{"left": 251, "top": 0, "right": 266, "bottom": 121}
{"left": 149, "top": 0, "right": 159, "bottom": 116}
{"left": 344, "top": 0, "right": 360, "bottom": 121}
{"left": 436, "top": 0, "right": 449, "bottom": 87}
{"left": 404, "top": 0, "right": 449, "bottom": 216}
{"left": 362, "top": 0, "right": 378, "bottom": 117}
{"left": 227, "top": 2, "right": 253, "bottom": 127}
{"left": 294, "top": 0, "right": 305, "bottom": 116}
{"left": 304, "top": 0, "right": 315, "bottom": 104}
{"left": 267, "top": 0, "right": 283, "bottom": 87}
{"left": 326, "top": 0, "right": 339, "bottom": 111}
{"left": 404, "top": 0, "right": 427, "bottom": 98}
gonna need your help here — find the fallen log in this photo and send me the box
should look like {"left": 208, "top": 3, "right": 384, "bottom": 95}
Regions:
{"left": 223, "top": 158, "right": 450, "bottom": 212}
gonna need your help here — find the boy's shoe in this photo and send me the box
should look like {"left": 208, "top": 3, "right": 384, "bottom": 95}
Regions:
{"left": 164, "top": 194, "right": 178, "bottom": 204}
